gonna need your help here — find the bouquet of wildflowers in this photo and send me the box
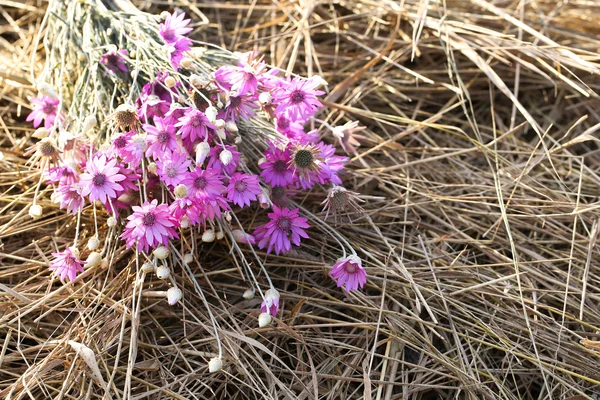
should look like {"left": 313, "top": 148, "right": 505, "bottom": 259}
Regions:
{"left": 27, "top": 0, "right": 367, "bottom": 370}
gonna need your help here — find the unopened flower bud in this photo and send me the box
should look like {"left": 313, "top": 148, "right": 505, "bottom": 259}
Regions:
{"left": 37, "top": 82, "right": 58, "bottom": 99}
{"left": 174, "top": 184, "right": 188, "bottom": 199}
{"left": 180, "top": 57, "right": 193, "bottom": 69}
{"left": 156, "top": 265, "right": 170, "bottom": 279}
{"left": 141, "top": 262, "right": 155, "bottom": 273}
{"left": 208, "top": 357, "right": 223, "bottom": 373}
{"left": 87, "top": 237, "right": 100, "bottom": 251}
{"left": 243, "top": 289, "right": 255, "bottom": 300}
{"left": 153, "top": 245, "right": 170, "bottom": 260}
{"left": 107, "top": 216, "right": 117, "bottom": 227}
{"left": 225, "top": 212, "right": 232, "bottom": 223}
{"left": 215, "top": 128, "right": 226, "bottom": 140}
{"left": 82, "top": 115, "right": 97, "bottom": 135}
{"left": 160, "top": 10, "right": 170, "bottom": 20}
{"left": 258, "top": 190, "right": 270, "bottom": 209}
{"left": 258, "top": 92, "right": 272, "bottom": 105}
{"left": 234, "top": 136, "right": 242, "bottom": 144}
{"left": 147, "top": 162, "right": 158, "bottom": 174}
{"left": 225, "top": 121, "right": 238, "bottom": 133}
{"left": 195, "top": 142, "right": 210, "bottom": 165}
{"left": 32, "top": 128, "right": 49, "bottom": 139}
{"left": 164, "top": 76, "right": 176, "bottom": 88}
{"left": 202, "top": 229, "right": 215, "bottom": 242}
{"left": 214, "top": 119, "right": 225, "bottom": 129}
{"left": 29, "top": 204, "right": 43, "bottom": 219}
{"left": 101, "top": 259, "right": 109, "bottom": 269}
{"left": 232, "top": 229, "right": 255, "bottom": 244}
{"left": 183, "top": 253, "right": 193, "bottom": 264}
{"left": 216, "top": 101, "right": 224, "bottom": 108}
{"left": 167, "top": 287, "right": 183, "bottom": 305}
{"left": 216, "top": 231, "right": 224, "bottom": 240}
{"left": 129, "top": 50, "right": 136, "bottom": 59}
{"left": 189, "top": 74, "right": 203, "bottom": 88}
{"left": 117, "top": 193, "right": 132, "bottom": 204}
{"left": 205, "top": 106, "right": 218, "bottom": 123}
{"left": 219, "top": 149, "right": 233, "bottom": 166}
{"left": 106, "top": 28, "right": 113, "bottom": 36}
{"left": 258, "top": 312, "right": 272, "bottom": 327}
{"left": 180, "top": 216, "right": 190, "bottom": 229}
{"left": 86, "top": 252, "right": 103, "bottom": 267}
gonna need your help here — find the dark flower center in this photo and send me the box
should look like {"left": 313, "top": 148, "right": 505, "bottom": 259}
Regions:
{"left": 229, "top": 96, "right": 241, "bottom": 108}
{"left": 294, "top": 149, "right": 314, "bottom": 169}
{"left": 331, "top": 190, "right": 348, "bottom": 210}
{"left": 157, "top": 131, "right": 170, "bottom": 143}
{"left": 194, "top": 176, "right": 207, "bottom": 189}
{"left": 290, "top": 90, "right": 305, "bottom": 104}
{"left": 106, "top": 54, "right": 119, "bottom": 66}
{"left": 39, "top": 141, "right": 56, "bottom": 157}
{"left": 193, "top": 89, "right": 211, "bottom": 110}
{"left": 273, "top": 160, "right": 287, "bottom": 172}
{"left": 191, "top": 116, "right": 203, "bottom": 127}
{"left": 43, "top": 102, "right": 57, "bottom": 114}
{"left": 166, "top": 166, "right": 178, "bottom": 178}
{"left": 276, "top": 216, "right": 291, "bottom": 232}
{"left": 162, "top": 29, "right": 175, "bottom": 42}
{"left": 116, "top": 110, "right": 137, "bottom": 129}
{"left": 271, "top": 186, "right": 285, "bottom": 199}
{"left": 92, "top": 173, "right": 107, "bottom": 186}
{"left": 234, "top": 180, "right": 247, "bottom": 192}
{"left": 143, "top": 213, "right": 156, "bottom": 226}
{"left": 345, "top": 263, "right": 357, "bottom": 273}
{"left": 277, "top": 118, "right": 289, "bottom": 131}
{"left": 114, "top": 136, "right": 127, "bottom": 149}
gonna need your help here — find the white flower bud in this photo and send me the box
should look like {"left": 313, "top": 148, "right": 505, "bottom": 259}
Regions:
{"left": 258, "top": 92, "right": 272, "bottom": 105}
{"left": 101, "top": 259, "right": 109, "bottom": 269}
{"left": 195, "top": 142, "right": 210, "bottom": 165}
{"left": 258, "top": 312, "right": 272, "bottom": 327}
{"left": 214, "top": 119, "right": 225, "bottom": 129}
{"left": 208, "top": 357, "right": 223, "bottom": 373}
{"left": 225, "top": 121, "right": 238, "bottom": 133}
{"left": 225, "top": 212, "right": 232, "bottom": 222}
{"left": 202, "top": 229, "right": 215, "bottom": 242}
{"left": 29, "top": 204, "right": 43, "bottom": 219}
{"left": 85, "top": 252, "right": 103, "bottom": 267}
{"left": 232, "top": 229, "right": 254, "bottom": 244}
{"left": 259, "top": 190, "right": 269, "bottom": 209}
{"left": 205, "top": 106, "right": 218, "bottom": 123}
{"left": 165, "top": 76, "right": 177, "bottom": 88}
{"left": 106, "top": 27, "right": 113, "bottom": 36}
{"left": 107, "top": 216, "right": 117, "bottom": 227}
{"left": 32, "top": 127, "right": 49, "bottom": 139}
{"left": 82, "top": 115, "right": 97, "bottom": 135}
{"left": 234, "top": 136, "right": 242, "bottom": 144}
{"left": 87, "top": 237, "right": 100, "bottom": 251}
{"left": 156, "top": 265, "right": 171, "bottom": 279}
{"left": 141, "top": 262, "right": 155, "bottom": 273}
{"left": 216, "top": 101, "right": 224, "bottom": 108}
{"left": 180, "top": 57, "right": 193, "bottom": 69}
{"left": 153, "top": 245, "right": 170, "bottom": 260}
{"left": 37, "top": 82, "right": 58, "bottom": 99}
{"left": 174, "top": 184, "right": 188, "bottom": 199}
{"left": 180, "top": 216, "right": 190, "bottom": 229}
{"left": 130, "top": 50, "right": 136, "bottom": 59}
{"left": 215, "top": 128, "right": 226, "bottom": 140}
{"left": 117, "top": 193, "right": 132, "bottom": 204}
{"left": 189, "top": 74, "right": 203, "bottom": 88}
{"left": 183, "top": 253, "right": 194, "bottom": 264}
{"left": 216, "top": 231, "right": 224, "bottom": 240}
{"left": 69, "top": 246, "right": 80, "bottom": 259}
{"left": 243, "top": 289, "right": 255, "bottom": 300}
{"left": 257, "top": 156, "right": 267, "bottom": 166}
{"left": 167, "top": 287, "right": 183, "bottom": 305}
{"left": 160, "top": 10, "right": 170, "bottom": 20}
{"left": 147, "top": 162, "right": 158, "bottom": 174}
{"left": 219, "top": 149, "right": 233, "bottom": 166}
{"left": 0, "top": 151, "right": 4, "bottom": 162}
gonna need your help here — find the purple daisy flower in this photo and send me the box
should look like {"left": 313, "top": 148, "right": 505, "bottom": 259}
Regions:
{"left": 109, "top": 130, "right": 134, "bottom": 159}
{"left": 273, "top": 76, "right": 325, "bottom": 122}
{"left": 175, "top": 108, "right": 215, "bottom": 144}
{"left": 52, "top": 182, "right": 84, "bottom": 215}
{"left": 145, "top": 117, "right": 179, "bottom": 160}
{"left": 137, "top": 94, "right": 169, "bottom": 122}
{"left": 224, "top": 93, "right": 258, "bottom": 121}
{"left": 329, "top": 255, "right": 367, "bottom": 292}
{"left": 26, "top": 96, "right": 61, "bottom": 129}
{"left": 163, "top": 104, "right": 186, "bottom": 127}
{"left": 80, "top": 154, "right": 126, "bottom": 204}
{"left": 227, "top": 173, "right": 261, "bottom": 207}
{"left": 45, "top": 165, "right": 78, "bottom": 185}
{"left": 170, "top": 196, "right": 203, "bottom": 227}
{"left": 169, "top": 37, "right": 192, "bottom": 69}
{"left": 121, "top": 134, "right": 147, "bottom": 167}
{"left": 121, "top": 199, "right": 179, "bottom": 252}
{"left": 159, "top": 11, "right": 193, "bottom": 44}
{"left": 157, "top": 151, "right": 191, "bottom": 187}
{"left": 254, "top": 206, "right": 309, "bottom": 255}
{"left": 183, "top": 167, "right": 225, "bottom": 200}
{"left": 50, "top": 247, "right": 85, "bottom": 282}
{"left": 100, "top": 48, "right": 128, "bottom": 74}
{"left": 259, "top": 144, "right": 294, "bottom": 187}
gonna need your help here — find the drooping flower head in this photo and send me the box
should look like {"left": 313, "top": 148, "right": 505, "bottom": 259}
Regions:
{"left": 159, "top": 11, "right": 192, "bottom": 44}
{"left": 100, "top": 48, "right": 128, "bottom": 74}
{"left": 80, "top": 154, "right": 126, "bottom": 204}
{"left": 273, "top": 76, "right": 325, "bottom": 122}
{"left": 52, "top": 182, "right": 84, "bottom": 215}
{"left": 260, "top": 288, "right": 280, "bottom": 317}
{"left": 27, "top": 96, "right": 61, "bottom": 129}
{"left": 227, "top": 173, "right": 261, "bottom": 207}
{"left": 50, "top": 247, "right": 85, "bottom": 282}
{"left": 121, "top": 199, "right": 179, "bottom": 252}
{"left": 254, "top": 206, "right": 309, "bottom": 255}
{"left": 169, "top": 37, "right": 192, "bottom": 69}
{"left": 329, "top": 255, "right": 367, "bottom": 292}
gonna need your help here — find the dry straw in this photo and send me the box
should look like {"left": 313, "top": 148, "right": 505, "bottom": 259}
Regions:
{"left": 1, "top": 0, "right": 600, "bottom": 399}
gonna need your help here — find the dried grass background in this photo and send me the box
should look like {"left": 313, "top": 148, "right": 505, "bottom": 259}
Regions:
{"left": 1, "top": 0, "right": 600, "bottom": 399}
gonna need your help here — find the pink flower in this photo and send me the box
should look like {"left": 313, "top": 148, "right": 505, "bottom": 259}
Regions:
{"left": 80, "top": 154, "right": 126, "bottom": 203}
{"left": 52, "top": 182, "right": 84, "bottom": 215}
{"left": 121, "top": 134, "right": 147, "bottom": 166}
{"left": 260, "top": 288, "right": 280, "bottom": 317}
{"left": 329, "top": 255, "right": 367, "bottom": 292}
{"left": 137, "top": 94, "right": 169, "bottom": 121}
{"left": 254, "top": 206, "right": 309, "bottom": 255}
{"left": 145, "top": 117, "right": 179, "bottom": 160}
{"left": 163, "top": 104, "right": 186, "bottom": 127}
{"left": 121, "top": 199, "right": 179, "bottom": 252}
{"left": 273, "top": 76, "right": 325, "bottom": 122}
{"left": 26, "top": 96, "right": 61, "bottom": 129}
{"left": 175, "top": 108, "right": 215, "bottom": 143}
{"left": 227, "top": 173, "right": 261, "bottom": 207}
{"left": 100, "top": 48, "right": 128, "bottom": 74}
{"left": 157, "top": 151, "right": 190, "bottom": 187}
{"left": 169, "top": 37, "right": 192, "bottom": 69}
{"left": 183, "top": 167, "right": 225, "bottom": 200}
{"left": 259, "top": 144, "right": 294, "bottom": 187}
{"left": 224, "top": 93, "right": 258, "bottom": 121}
{"left": 50, "top": 247, "right": 85, "bottom": 282}
{"left": 110, "top": 130, "right": 134, "bottom": 159}
{"left": 159, "top": 11, "right": 192, "bottom": 44}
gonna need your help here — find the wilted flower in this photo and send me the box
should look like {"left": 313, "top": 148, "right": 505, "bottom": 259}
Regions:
{"left": 329, "top": 255, "right": 367, "bottom": 292}
{"left": 50, "top": 247, "right": 85, "bottom": 282}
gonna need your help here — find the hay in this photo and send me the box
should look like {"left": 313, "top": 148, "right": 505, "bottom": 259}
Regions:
{"left": 1, "top": 0, "right": 600, "bottom": 398}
